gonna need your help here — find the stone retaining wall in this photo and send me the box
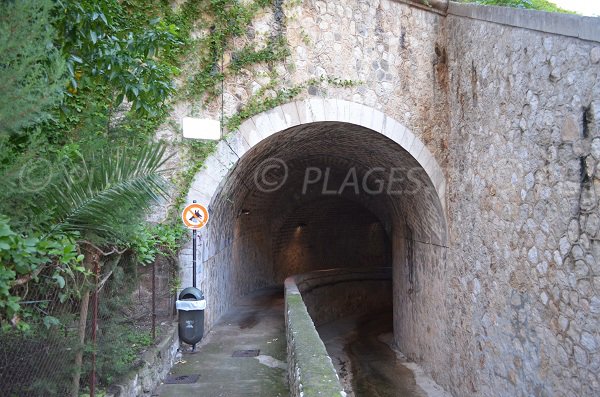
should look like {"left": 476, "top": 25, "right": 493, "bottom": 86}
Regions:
{"left": 106, "top": 324, "right": 179, "bottom": 397}
{"left": 439, "top": 7, "right": 600, "bottom": 396}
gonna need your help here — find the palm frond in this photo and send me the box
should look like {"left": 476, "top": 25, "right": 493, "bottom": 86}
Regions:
{"left": 44, "top": 143, "right": 173, "bottom": 240}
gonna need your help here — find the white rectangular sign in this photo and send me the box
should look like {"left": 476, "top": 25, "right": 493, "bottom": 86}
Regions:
{"left": 182, "top": 117, "right": 221, "bottom": 140}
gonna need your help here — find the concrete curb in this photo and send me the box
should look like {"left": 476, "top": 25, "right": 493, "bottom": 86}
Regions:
{"left": 448, "top": 2, "right": 600, "bottom": 43}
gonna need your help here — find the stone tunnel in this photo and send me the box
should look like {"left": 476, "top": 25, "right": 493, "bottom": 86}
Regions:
{"left": 173, "top": 0, "right": 600, "bottom": 396}
{"left": 203, "top": 108, "right": 449, "bottom": 353}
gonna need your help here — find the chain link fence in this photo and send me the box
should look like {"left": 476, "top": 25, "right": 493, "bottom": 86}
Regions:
{"left": 0, "top": 254, "right": 177, "bottom": 397}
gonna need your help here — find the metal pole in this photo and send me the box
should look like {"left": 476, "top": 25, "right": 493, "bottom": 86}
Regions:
{"left": 192, "top": 229, "right": 197, "bottom": 288}
{"left": 152, "top": 261, "right": 156, "bottom": 340}
{"left": 192, "top": 200, "right": 197, "bottom": 288}
{"left": 90, "top": 261, "right": 99, "bottom": 397}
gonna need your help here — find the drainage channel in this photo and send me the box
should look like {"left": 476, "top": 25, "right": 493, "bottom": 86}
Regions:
{"left": 318, "top": 311, "right": 433, "bottom": 397}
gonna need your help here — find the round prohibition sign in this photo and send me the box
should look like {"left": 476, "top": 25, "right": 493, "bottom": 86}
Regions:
{"left": 182, "top": 203, "right": 209, "bottom": 230}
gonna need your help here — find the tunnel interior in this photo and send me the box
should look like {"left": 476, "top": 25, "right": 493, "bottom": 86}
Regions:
{"left": 204, "top": 121, "right": 447, "bottom": 353}
{"left": 272, "top": 196, "right": 391, "bottom": 281}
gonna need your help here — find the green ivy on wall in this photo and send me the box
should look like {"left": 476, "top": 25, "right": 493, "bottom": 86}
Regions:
{"left": 168, "top": 0, "right": 360, "bottom": 223}
{"left": 0, "top": 0, "right": 360, "bottom": 330}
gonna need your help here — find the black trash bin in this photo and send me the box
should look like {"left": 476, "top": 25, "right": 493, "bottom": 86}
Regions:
{"left": 176, "top": 287, "right": 205, "bottom": 348}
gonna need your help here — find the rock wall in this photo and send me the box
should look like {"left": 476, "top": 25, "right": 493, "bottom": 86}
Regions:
{"left": 106, "top": 325, "right": 180, "bottom": 397}
{"left": 438, "top": 10, "right": 600, "bottom": 397}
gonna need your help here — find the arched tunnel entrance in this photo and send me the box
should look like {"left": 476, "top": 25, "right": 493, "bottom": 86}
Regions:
{"left": 196, "top": 100, "right": 448, "bottom": 355}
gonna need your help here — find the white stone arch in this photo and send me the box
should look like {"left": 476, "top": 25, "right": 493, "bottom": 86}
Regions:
{"left": 187, "top": 98, "right": 447, "bottom": 216}
{"left": 182, "top": 98, "right": 449, "bottom": 329}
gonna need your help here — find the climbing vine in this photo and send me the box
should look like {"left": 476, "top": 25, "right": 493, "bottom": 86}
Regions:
{"left": 229, "top": 36, "right": 290, "bottom": 73}
{"left": 168, "top": 0, "right": 360, "bottom": 223}
{"left": 181, "top": 0, "right": 280, "bottom": 101}
{"left": 225, "top": 76, "right": 359, "bottom": 131}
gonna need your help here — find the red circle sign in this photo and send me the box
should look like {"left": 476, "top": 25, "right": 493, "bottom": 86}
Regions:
{"left": 181, "top": 203, "right": 209, "bottom": 230}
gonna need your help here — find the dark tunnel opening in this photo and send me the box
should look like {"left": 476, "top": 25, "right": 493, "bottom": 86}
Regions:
{"left": 202, "top": 120, "right": 447, "bottom": 361}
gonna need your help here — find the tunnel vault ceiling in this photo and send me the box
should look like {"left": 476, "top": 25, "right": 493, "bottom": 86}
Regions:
{"left": 210, "top": 121, "right": 448, "bottom": 247}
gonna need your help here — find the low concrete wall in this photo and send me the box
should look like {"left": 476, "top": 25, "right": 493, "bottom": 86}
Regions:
{"left": 294, "top": 268, "right": 393, "bottom": 326}
{"left": 284, "top": 268, "right": 393, "bottom": 397}
{"left": 448, "top": 1, "right": 600, "bottom": 42}
{"left": 285, "top": 278, "right": 345, "bottom": 397}
{"left": 106, "top": 324, "right": 179, "bottom": 397}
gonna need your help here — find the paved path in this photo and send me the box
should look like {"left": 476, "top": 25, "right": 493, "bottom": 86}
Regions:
{"left": 154, "top": 287, "right": 288, "bottom": 397}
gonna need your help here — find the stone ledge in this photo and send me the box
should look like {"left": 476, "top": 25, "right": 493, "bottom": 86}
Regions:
{"left": 293, "top": 267, "right": 393, "bottom": 294}
{"left": 392, "top": 0, "right": 449, "bottom": 15}
{"left": 448, "top": 2, "right": 600, "bottom": 43}
{"left": 285, "top": 279, "right": 346, "bottom": 397}
{"left": 106, "top": 324, "right": 179, "bottom": 397}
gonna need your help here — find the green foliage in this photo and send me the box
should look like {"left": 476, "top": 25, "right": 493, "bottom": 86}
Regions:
{"left": 56, "top": 0, "right": 182, "bottom": 115}
{"left": 226, "top": 76, "right": 360, "bottom": 131}
{"left": 130, "top": 223, "right": 188, "bottom": 265}
{"left": 0, "top": 2, "right": 192, "bottom": 393}
{"left": 0, "top": 0, "right": 187, "bottom": 235}
{"left": 89, "top": 323, "right": 154, "bottom": 386}
{"left": 41, "top": 143, "right": 173, "bottom": 242}
{"left": 82, "top": 263, "right": 154, "bottom": 387}
{"left": 0, "top": 216, "right": 85, "bottom": 330}
{"left": 171, "top": 140, "right": 218, "bottom": 215}
{"left": 458, "top": 0, "right": 576, "bottom": 13}
{"left": 0, "top": 0, "right": 66, "bottom": 136}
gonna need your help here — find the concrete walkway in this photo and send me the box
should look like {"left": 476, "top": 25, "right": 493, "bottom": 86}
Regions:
{"left": 154, "top": 287, "right": 288, "bottom": 397}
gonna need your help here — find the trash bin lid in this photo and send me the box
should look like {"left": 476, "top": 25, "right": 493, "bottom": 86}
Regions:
{"left": 179, "top": 286, "right": 203, "bottom": 300}
{"left": 176, "top": 299, "right": 206, "bottom": 311}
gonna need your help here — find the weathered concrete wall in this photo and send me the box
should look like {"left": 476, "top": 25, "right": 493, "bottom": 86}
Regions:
{"left": 285, "top": 276, "right": 345, "bottom": 397}
{"left": 293, "top": 267, "right": 392, "bottom": 326}
{"left": 285, "top": 268, "right": 391, "bottom": 397}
